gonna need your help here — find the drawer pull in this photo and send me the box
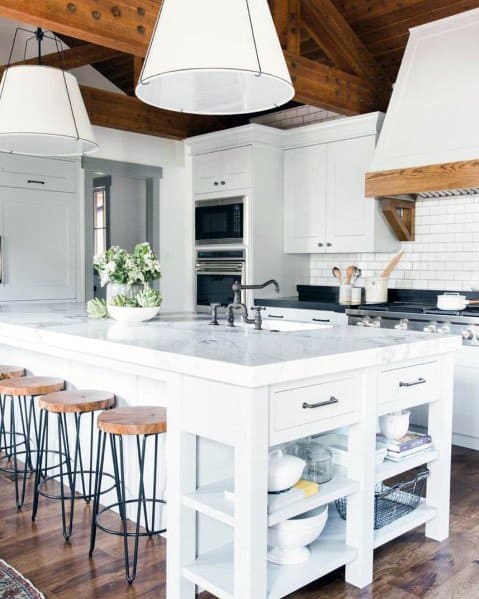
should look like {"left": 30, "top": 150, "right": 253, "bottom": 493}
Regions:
{"left": 312, "top": 318, "right": 330, "bottom": 323}
{"left": 27, "top": 179, "right": 45, "bottom": 185}
{"left": 399, "top": 377, "right": 426, "bottom": 388}
{"left": 302, "top": 396, "right": 339, "bottom": 410}
{"left": 267, "top": 314, "right": 284, "bottom": 319}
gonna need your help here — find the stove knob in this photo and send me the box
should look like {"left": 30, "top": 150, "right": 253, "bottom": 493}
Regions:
{"left": 462, "top": 328, "right": 475, "bottom": 341}
{"left": 437, "top": 325, "right": 451, "bottom": 335}
{"left": 394, "top": 318, "right": 409, "bottom": 331}
{"left": 423, "top": 322, "right": 437, "bottom": 334}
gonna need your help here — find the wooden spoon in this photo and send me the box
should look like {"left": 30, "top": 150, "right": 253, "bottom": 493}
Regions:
{"left": 345, "top": 266, "right": 354, "bottom": 285}
{"left": 332, "top": 267, "right": 342, "bottom": 284}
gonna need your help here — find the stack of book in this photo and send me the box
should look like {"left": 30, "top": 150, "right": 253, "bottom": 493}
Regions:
{"left": 376, "top": 432, "right": 433, "bottom": 462}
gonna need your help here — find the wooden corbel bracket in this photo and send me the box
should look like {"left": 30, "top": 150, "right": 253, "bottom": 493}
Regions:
{"left": 381, "top": 197, "right": 416, "bottom": 242}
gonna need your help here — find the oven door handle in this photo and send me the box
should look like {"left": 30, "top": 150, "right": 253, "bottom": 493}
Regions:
{"left": 196, "top": 271, "right": 244, "bottom": 276}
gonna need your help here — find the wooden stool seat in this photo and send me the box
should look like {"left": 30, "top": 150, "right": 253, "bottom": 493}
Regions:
{"left": 97, "top": 406, "right": 167, "bottom": 436}
{"left": 0, "top": 366, "right": 24, "bottom": 380}
{"left": 38, "top": 390, "right": 115, "bottom": 414}
{"left": 0, "top": 376, "right": 64, "bottom": 396}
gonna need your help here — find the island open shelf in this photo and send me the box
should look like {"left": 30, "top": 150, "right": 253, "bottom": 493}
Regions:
{"left": 183, "top": 507, "right": 357, "bottom": 599}
{"left": 182, "top": 466, "right": 359, "bottom": 528}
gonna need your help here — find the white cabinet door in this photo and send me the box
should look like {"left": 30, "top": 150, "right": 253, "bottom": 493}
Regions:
{"left": 193, "top": 146, "right": 251, "bottom": 194}
{"left": 284, "top": 145, "right": 327, "bottom": 253}
{"left": 0, "top": 188, "right": 77, "bottom": 301}
{"left": 220, "top": 146, "right": 251, "bottom": 190}
{"left": 453, "top": 346, "right": 479, "bottom": 441}
{"left": 325, "top": 135, "right": 375, "bottom": 252}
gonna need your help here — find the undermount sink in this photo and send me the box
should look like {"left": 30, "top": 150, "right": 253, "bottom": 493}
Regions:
{"left": 236, "top": 320, "right": 333, "bottom": 332}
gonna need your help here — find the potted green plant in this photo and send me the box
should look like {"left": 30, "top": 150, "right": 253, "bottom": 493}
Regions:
{"left": 89, "top": 243, "right": 162, "bottom": 323}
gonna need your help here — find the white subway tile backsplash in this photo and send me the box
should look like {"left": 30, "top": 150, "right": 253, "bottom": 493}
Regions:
{"left": 310, "top": 195, "right": 479, "bottom": 291}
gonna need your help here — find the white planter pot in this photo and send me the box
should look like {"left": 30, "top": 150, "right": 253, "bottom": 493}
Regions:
{"left": 108, "top": 305, "right": 160, "bottom": 324}
{"left": 106, "top": 283, "right": 141, "bottom": 305}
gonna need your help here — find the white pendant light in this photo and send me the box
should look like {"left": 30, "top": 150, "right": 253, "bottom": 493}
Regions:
{"left": 0, "top": 29, "right": 97, "bottom": 156}
{"left": 136, "top": 0, "right": 295, "bottom": 115}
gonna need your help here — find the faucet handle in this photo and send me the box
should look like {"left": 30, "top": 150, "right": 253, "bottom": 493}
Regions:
{"left": 209, "top": 303, "right": 220, "bottom": 326}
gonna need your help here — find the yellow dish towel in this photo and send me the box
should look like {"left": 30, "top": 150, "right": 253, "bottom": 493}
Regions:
{"left": 294, "top": 479, "right": 319, "bottom": 497}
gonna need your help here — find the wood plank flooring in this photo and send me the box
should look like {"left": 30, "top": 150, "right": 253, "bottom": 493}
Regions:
{"left": 0, "top": 446, "right": 478, "bottom": 598}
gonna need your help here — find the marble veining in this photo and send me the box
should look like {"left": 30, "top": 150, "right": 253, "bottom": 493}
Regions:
{"left": 0, "top": 302, "right": 461, "bottom": 387}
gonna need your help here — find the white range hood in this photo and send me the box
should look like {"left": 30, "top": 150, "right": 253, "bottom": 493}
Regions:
{"left": 366, "top": 8, "right": 479, "bottom": 198}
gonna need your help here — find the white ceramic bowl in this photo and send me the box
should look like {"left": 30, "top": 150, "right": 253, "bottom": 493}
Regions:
{"left": 108, "top": 306, "right": 160, "bottom": 324}
{"left": 267, "top": 505, "right": 329, "bottom": 565}
{"left": 268, "top": 449, "right": 305, "bottom": 493}
{"left": 379, "top": 411, "right": 410, "bottom": 441}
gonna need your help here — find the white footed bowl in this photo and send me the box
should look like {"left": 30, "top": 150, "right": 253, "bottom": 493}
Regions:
{"left": 267, "top": 504, "right": 328, "bottom": 565}
{"left": 379, "top": 411, "right": 410, "bottom": 441}
{"left": 108, "top": 306, "right": 160, "bottom": 323}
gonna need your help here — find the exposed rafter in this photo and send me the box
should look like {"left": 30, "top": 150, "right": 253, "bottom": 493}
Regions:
{"left": 300, "top": 0, "right": 391, "bottom": 99}
{"left": 0, "top": 43, "right": 122, "bottom": 78}
{"left": 0, "top": 0, "right": 388, "bottom": 118}
{"left": 80, "top": 85, "right": 244, "bottom": 139}
{"left": 285, "top": 52, "right": 384, "bottom": 114}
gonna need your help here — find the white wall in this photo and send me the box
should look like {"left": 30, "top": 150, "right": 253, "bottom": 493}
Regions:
{"left": 108, "top": 175, "right": 147, "bottom": 251}
{"left": 86, "top": 126, "right": 190, "bottom": 311}
{"left": 310, "top": 195, "right": 479, "bottom": 292}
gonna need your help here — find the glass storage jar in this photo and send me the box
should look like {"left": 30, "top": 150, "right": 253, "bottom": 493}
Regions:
{"left": 306, "top": 445, "right": 333, "bottom": 484}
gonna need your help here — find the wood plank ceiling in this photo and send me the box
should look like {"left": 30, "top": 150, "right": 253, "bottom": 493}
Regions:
{"left": 0, "top": 0, "right": 478, "bottom": 139}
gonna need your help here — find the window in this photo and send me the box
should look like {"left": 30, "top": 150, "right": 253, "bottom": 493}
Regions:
{"left": 93, "top": 176, "right": 111, "bottom": 257}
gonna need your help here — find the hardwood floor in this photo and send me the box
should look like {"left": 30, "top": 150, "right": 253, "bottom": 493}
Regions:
{"left": 0, "top": 446, "right": 478, "bottom": 598}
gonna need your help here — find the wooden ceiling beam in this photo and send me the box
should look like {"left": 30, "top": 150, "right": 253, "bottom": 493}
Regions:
{"left": 300, "top": 0, "right": 391, "bottom": 99}
{"left": 285, "top": 52, "right": 385, "bottom": 114}
{"left": 0, "top": 0, "right": 158, "bottom": 57}
{"left": 0, "top": 0, "right": 387, "bottom": 115}
{"left": 0, "top": 43, "right": 122, "bottom": 78}
{"left": 79, "top": 85, "right": 244, "bottom": 139}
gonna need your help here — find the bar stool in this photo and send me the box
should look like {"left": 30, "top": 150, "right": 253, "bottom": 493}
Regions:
{"left": 0, "top": 366, "right": 25, "bottom": 457}
{"left": 0, "top": 376, "right": 64, "bottom": 508}
{"left": 32, "top": 390, "right": 115, "bottom": 540}
{"left": 89, "top": 406, "right": 167, "bottom": 583}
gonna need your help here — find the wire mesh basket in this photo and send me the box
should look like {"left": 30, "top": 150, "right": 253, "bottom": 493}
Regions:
{"left": 335, "top": 468, "right": 429, "bottom": 530}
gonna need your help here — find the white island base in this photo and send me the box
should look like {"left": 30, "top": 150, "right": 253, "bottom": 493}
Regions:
{"left": 0, "top": 304, "right": 460, "bottom": 599}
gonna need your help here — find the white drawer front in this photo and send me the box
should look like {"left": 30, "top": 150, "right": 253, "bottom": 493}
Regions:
{"left": 377, "top": 361, "right": 440, "bottom": 406}
{"left": 261, "top": 306, "right": 347, "bottom": 326}
{"left": 0, "top": 155, "right": 75, "bottom": 193}
{"left": 272, "top": 376, "right": 358, "bottom": 432}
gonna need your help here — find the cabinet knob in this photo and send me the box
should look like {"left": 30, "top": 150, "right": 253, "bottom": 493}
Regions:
{"left": 326, "top": 242, "right": 332, "bottom": 247}
{"left": 317, "top": 242, "right": 323, "bottom": 247}
{"left": 213, "top": 181, "right": 219, "bottom": 186}
{"left": 220, "top": 180, "right": 226, "bottom": 185}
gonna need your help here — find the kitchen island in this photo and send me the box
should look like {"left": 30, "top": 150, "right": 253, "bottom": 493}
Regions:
{"left": 0, "top": 303, "right": 461, "bottom": 599}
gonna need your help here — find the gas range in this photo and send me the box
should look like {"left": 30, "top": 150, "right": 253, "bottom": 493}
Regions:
{"left": 346, "top": 291, "right": 479, "bottom": 346}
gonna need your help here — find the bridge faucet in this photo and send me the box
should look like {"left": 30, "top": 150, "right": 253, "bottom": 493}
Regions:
{"left": 226, "top": 279, "right": 280, "bottom": 327}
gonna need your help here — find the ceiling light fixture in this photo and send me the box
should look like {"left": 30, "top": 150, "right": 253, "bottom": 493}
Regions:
{"left": 135, "top": 0, "right": 294, "bottom": 115}
{"left": 0, "top": 27, "right": 98, "bottom": 156}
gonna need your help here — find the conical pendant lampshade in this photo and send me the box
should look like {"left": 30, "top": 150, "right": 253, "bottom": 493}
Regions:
{"left": 0, "top": 65, "right": 98, "bottom": 156}
{"left": 136, "top": 0, "right": 294, "bottom": 115}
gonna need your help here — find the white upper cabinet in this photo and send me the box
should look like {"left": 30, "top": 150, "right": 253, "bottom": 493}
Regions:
{"left": 0, "top": 154, "right": 76, "bottom": 193}
{"left": 284, "top": 144, "right": 327, "bottom": 253}
{"left": 193, "top": 145, "right": 251, "bottom": 193}
{"left": 283, "top": 113, "right": 398, "bottom": 254}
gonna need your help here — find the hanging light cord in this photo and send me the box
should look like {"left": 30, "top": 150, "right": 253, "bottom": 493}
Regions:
{"left": 245, "top": 0, "right": 262, "bottom": 77}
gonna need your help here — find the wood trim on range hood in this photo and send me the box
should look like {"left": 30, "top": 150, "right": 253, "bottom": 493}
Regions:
{"left": 365, "top": 159, "right": 479, "bottom": 197}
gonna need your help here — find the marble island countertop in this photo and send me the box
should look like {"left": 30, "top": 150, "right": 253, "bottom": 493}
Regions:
{"left": 0, "top": 302, "right": 461, "bottom": 387}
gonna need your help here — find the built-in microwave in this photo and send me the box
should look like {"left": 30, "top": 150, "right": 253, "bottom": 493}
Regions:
{"left": 196, "top": 250, "right": 245, "bottom": 310}
{"left": 195, "top": 198, "right": 244, "bottom": 245}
